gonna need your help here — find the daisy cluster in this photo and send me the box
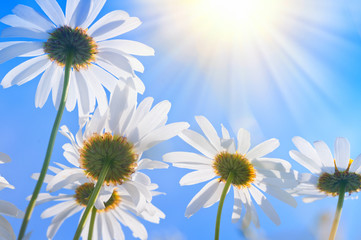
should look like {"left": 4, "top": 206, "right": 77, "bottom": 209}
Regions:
{"left": 0, "top": 0, "right": 360, "bottom": 240}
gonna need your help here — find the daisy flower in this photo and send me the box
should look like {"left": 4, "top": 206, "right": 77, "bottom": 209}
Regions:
{"left": 33, "top": 162, "right": 165, "bottom": 240}
{"left": 289, "top": 137, "right": 361, "bottom": 202}
{"left": 164, "top": 116, "right": 297, "bottom": 229}
{"left": 47, "top": 83, "right": 189, "bottom": 210}
{"left": 0, "top": 153, "right": 24, "bottom": 240}
{"left": 0, "top": 0, "right": 153, "bottom": 116}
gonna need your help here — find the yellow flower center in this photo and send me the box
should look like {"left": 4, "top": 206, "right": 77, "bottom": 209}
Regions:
{"left": 79, "top": 133, "right": 138, "bottom": 185}
{"left": 74, "top": 183, "right": 121, "bottom": 212}
{"left": 213, "top": 152, "right": 256, "bottom": 188}
{"left": 44, "top": 26, "right": 98, "bottom": 71}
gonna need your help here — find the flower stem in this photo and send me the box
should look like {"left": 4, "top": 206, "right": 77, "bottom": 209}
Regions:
{"left": 329, "top": 182, "right": 346, "bottom": 240}
{"left": 215, "top": 172, "right": 234, "bottom": 240}
{"left": 87, "top": 207, "right": 97, "bottom": 240}
{"left": 18, "top": 52, "right": 74, "bottom": 240}
{"left": 73, "top": 160, "right": 111, "bottom": 240}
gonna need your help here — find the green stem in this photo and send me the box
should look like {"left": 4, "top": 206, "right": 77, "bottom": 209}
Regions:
{"left": 18, "top": 52, "right": 73, "bottom": 240}
{"left": 88, "top": 207, "right": 97, "bottom": 240}
{"left": 215, "top": 172, "right": 234, "bottom": 240}
{"left": 328, "top": 182, "right": 346, "bottom": 240}
{"left": 73, "top": 161, "right": 111, "bottom": 240}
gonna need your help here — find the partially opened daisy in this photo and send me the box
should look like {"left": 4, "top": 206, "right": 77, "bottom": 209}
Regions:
{"left": 289, "top": 137, "right": 361, "bottom": 239}
{"left": 0, "top": 153, "right": 24, "bottom": 240}
{"left": 33, "top": 163, "right": 165, "bottom": 240}
{"left": 46, "top": 83, "right": 188, "bottom": 238}
{"left": 163, "top": 116, "right": 297, "bottom": 239}
{"left": 0, "top": 0, "right": 153, "bottom": 115}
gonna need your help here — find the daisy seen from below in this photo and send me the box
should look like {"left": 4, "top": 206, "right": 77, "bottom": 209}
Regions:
{"left": 33, "top": 162, "right": 165, "bottom": 240}
{"left": 1, "top": 1, "right": 155, "bottom": 237}
{"left": 289, "top": 137, "right": 361, "bottom": 240}
{"left": 163, "top": 116, "right": 297, "bottom": 240}
{"left": 47, "top": 82, "right": 189, "bottom": 238}
{"left": 0, "top": 0, "right": 153, "bottom": 115}
{"left": 0, "top": 153, "right": 24, "bottom": 240}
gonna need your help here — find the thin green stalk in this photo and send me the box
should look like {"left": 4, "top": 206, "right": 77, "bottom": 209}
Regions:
{"left": 215, "top": 172, "right": 234, "bottom": 240}
{"left": 18, "top": 52, "right": 74, "bottom": 240}
{"left": 73, "top": 161, "right": 111, "bottom": 240}
{"left": 88, "top": 207, "right": 97, "bottom": 240}
{"left": 329, "top": 182, "right": 346, "bottom": 240}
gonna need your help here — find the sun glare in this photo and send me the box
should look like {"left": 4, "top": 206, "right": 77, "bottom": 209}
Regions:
{"left": 188, "top": 0, "right": 285, "bottom": 40}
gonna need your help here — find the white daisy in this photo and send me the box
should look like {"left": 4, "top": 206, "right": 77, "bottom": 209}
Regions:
{"left": 33, "top": 162, "right": 165, "bottom": 240}
{"left": 289, "top": 137, "right": 361, "bottom": 202}
{"left": 163, "top": 116, "right": 297, "bottom": 228}
{"left": 0, "top": 153, "right": 24, "bottom": 240}
{"left": 45, "top": 82, "right": 189, "bottom": 212}
{"left": 0, "top": 0, "right": 154, "bottom": 116}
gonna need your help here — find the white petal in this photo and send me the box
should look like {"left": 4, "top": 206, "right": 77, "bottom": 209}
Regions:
{"left": 351, "top": 154, "right": 361, "bottom": 173}
{"left": 251, "top": 158, "right": 292, "bottom": 172}
{"left": 88, "top": 63, "right": 117, "bottom": 91}
{"left": 47, "top": 204, "right": 81, "bottom": 239}
{"left": 65, "top": 70, "right": 77, "bottom": 112}
{"left": 0, "top": 200, "right": 23, "bottom": 218}
{"left": 82, "top": 0, "right": 106, "bottom": 29}
{"left": 135, "top": 122, "right": 190, "bottom": 152}
{"left": 41, "top": 200, "right": 75, "bottom": 218}
{"left": 0, "top": 41, "right": 43, "bottom": 57}
{"left": 313, "top": 140, "right": 334, "bottom": 169}
{"left": 221, "top": 124, "right": 231, "bottom": 139}
{"left": 237, "top": 128, "right": 251, "bottom": 155}
{"left": 65, "top": 0, "right": 80, "bottom": 26}
{"left": 0, "top": 153, "right": 11, "bottom": 164}
{"left": 82, "top": 68, "right": 108, "bottom": 115}
{"left": 46, "top": 168, "right": 85, "bottom": 192}
{"left": 334, "top": 137, "right": 350, "bottom": 170}
{"left": 34, "top": 193, "right": 73, "bottom": 206}
{"left": 246, "top": 138, "right": 279, "bottom": 160}
{"left": 98, "top": 40, "right": 154, "bottom": 56}
{"left": 179, "top": 129, "right": 219, "bottom": 159}
{"left": 203, "top": 181, "right": 226, "bottom": 208}
{"left": 74, "top": 71, "right": 95, "bottom": 116}
{"left": 12, "top": 4, "right": 54, "bottom": 32}
{"left": 289, "top": 150, "right": 322, "bottom": 174}
{"left": 1, "top": 27, "right": 48, "bottom": 39}
{"left": 232, "top": 188, "right": 243, "bottom": 223}
{"left": 1, "top": 14, "right": 40, "bottom": 31}
{"left": 185, "top": 179, "right": 220, "bottom": 217}
{"left": 292, "top": 137, "right": 322, "bottom": 165}
{"left": 256, "top": 183, "right": 297, "bottom": 207}
{"left": 122, "top": 182, "right": 146, "bottom": 212}
{"left": 68, "top": 0, "right": 92, "bottom": 28}
{"left": 50, "top": 66, "right": 64, "bottom": 109}
{"left": 97, "top": 49, "right": 134, "bottom": 76}
{"left": 0, "top": 42, "right": 43, "bottom": 65}
{"left": 248, "top": 186, "right": 280, "bottom": 225}
{"left": 114, "top": 208, "right": 147, "bottom": 240}
{"left": 179, "top": 169, "right": 216, "bottom": 186}
{"left": 195, "top": 116, "right": 222, "bottom": 151}
{"left": 35, "top": 0, "right": 65, "bottom": 26}
{"left": 163, "top": 152, "right": 213, "bottom": 167}
{"left": 137, "top": 159, "right": 168, "bottom": 170}
{"left": 1, "top": 55, "right": 50, "bottom": 88}
{"left": 0, "top": 215, "right": 15, "bottom": 240}
{"left": 35, "top": 62, "right": 57, "bottom": 108}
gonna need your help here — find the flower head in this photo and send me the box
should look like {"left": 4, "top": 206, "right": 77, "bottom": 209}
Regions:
{"left": 0, "top": 153, "right": 24, "bottom": 240}
{"left": 46, "top": 83, "right": 189, "bottom": 211}
{"left": 0, "top": 0, "right": 154, "bottom": 116}
{"left": 34, "top": 163, "right": 165, "bottom": 240}
{"left": 164, "top": 116, "right": 297, "bottom": 228}
{"left": 289, "top": 137, "right": 361, "bottom": 202}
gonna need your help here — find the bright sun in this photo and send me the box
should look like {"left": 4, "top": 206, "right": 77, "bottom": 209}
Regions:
{"left": 186, "top": 0, "right": 285, "bottom": 41}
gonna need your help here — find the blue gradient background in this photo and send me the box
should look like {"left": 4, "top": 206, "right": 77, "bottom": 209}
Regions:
{"left": 1, "top": 0, "right": 361, "bottom": 239}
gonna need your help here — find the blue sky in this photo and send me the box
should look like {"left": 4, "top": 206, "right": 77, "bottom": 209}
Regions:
{"left": 1, "top": 0, "right": 361, "bottom": 239}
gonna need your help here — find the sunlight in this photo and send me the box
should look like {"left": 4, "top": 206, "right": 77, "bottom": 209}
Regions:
{"left": 187, "top": 0, "right": 285, "bottom": 40}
